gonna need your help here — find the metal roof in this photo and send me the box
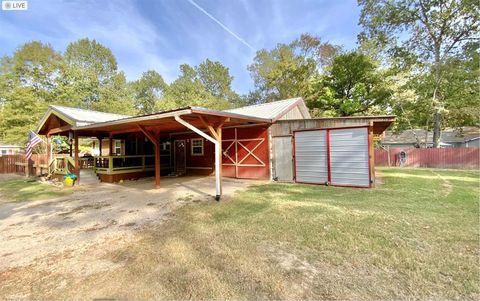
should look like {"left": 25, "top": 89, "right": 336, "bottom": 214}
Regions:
{"left": 49, "top": 105, "right": 131, "bottom": 126}
{"left": 37, "top": 98, "right": 310, "bottom": 135}
{"left": 225, "top": 97, "right": 308, "bottom": 120}
{"left": 73, "top": 106, "right": 271, "bottom": 132}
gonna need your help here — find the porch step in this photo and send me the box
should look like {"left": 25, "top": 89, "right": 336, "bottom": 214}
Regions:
{"left": 79, "top": 169, "right": 101, "bottom": 185}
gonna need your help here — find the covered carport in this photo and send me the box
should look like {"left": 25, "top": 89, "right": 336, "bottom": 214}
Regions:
{"left": 60, "top": 107, "right": 270, "bottom": 200}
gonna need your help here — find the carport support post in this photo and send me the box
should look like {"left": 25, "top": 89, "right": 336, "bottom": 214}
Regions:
{"left": 46, "top": 134, "right": 51, "bottom": 164}
{"left": 215, "top": 125, "right": 223, "bottom": 196}
{"left": 155, "top": 138, "right": 160, "bottom": 188}
{"left": 74, "top": 131, "right": 80, "bottom": 185}
{"left": 109, "top": 135, "right": 113, "bottom": 156}
{"left": 174, "top": 115, "right": 223, "bottom": 200}
{"left": 97, "top": 137, "right": 102, "bottom": 156}
{"left": 138, "top": 125, "right": 160, "bottom": 189}
{"left": 368, "top": 122, "right": 375, "bottom": 188}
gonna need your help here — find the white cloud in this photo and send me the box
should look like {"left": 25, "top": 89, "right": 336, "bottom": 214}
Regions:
{"left": 0, "top": 0, "right": 362, "bottom": 93}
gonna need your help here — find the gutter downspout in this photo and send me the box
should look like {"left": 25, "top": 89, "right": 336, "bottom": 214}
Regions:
{"left": 174, "top": 115, "right": 221, "bottom": 200}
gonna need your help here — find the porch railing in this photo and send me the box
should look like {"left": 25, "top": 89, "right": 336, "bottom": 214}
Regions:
{"left": 47, "top": 155, "right": 157, "bottom": 175}
{"left": 48, "top": 156, "right": 76, "bottom": 175}
{"left": 94, "top": 155, "right": 155, "bottom": 174}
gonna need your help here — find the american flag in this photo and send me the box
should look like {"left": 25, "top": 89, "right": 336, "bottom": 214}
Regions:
{"left": 25, "top": 130, "right": 43, "bottom": 160}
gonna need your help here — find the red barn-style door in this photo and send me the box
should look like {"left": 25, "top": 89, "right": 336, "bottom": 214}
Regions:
{"left": 222, "top": 127, "right": 270, "bottom": 179}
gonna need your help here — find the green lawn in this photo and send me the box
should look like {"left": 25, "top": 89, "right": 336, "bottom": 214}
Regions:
{"left": 0, "top": 178, "right": 74, "bottom": 203}
{"left": 88, "top": 167, "right": 479, "bottom": 300}
{"left": 1, "top": 168, "right": 478, "bottom": 300}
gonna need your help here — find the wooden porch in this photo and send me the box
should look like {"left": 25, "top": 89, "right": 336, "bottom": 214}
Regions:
{"left": 47, "top": 154, "right": 156, "bottom": 175}
{"left": 37, "top": 106, "right": 271, "bottom": 200}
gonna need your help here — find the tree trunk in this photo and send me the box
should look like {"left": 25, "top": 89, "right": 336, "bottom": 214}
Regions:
{"left": 432, "top": 47, "right": 442, "bottom": 148}
{"left": 432, "top": 111, "right": 442, "bottom": 147}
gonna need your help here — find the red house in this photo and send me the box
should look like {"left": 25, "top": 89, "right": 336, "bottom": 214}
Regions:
{"left": 36, "top": 98, "right": 394, "bottom": 199}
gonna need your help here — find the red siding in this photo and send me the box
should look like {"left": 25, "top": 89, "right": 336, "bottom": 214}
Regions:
{"left": 171, "top": 133, "right": 215, "bottom": 171}
{"left": 375, "top": 147, "right": 480, "bottom": 169}
{"left": 172, "top": 125, "right": 270, "bottom": 179}
{"left": 222, "top": 126, "right": 270, "bottom": 180}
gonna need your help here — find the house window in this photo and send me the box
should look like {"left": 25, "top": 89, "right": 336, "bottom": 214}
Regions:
{"left": 162, "top": 141, "right": 171, "bottom": 152}
{"left": 1, "top": 150, "right": 6, "bottom": 156}
{"left": 114, "top": 140, "right": 122, "bottom": 155}
{"left": 191, "top": 138, "right": 204, "bottom": 156}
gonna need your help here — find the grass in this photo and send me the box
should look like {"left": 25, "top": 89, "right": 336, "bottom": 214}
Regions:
{"left": 0, "top": 178, "right": 74, "bottom": 203}
{"left": 2, "top": 167, "right": 479, "bottom": 300}
{"left": 66, "top": 167, "right": 478, "bottom": 300}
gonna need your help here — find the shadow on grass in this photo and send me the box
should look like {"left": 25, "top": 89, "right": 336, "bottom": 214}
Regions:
{"left": 0, "top": 179, "right": 72, "bottom": 203}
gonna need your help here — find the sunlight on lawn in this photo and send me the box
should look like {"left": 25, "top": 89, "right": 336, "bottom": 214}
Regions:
{"left": 1, "top": 168, "right": 478, "bottom": 300}
{"left": 384, "top": 171, "right": 480, "bottom": 183}
{"left": 0, "top": 179, "right": 73, "bottom": 202}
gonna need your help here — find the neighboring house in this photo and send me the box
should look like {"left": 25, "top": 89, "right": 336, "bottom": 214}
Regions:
{"left": 0, "top": 144, "right": 22, "bottom": 156}
{"left": 380, "top": 127, "right": 480, "bottom": 148}
{"left": 464, "top": 137, "right": 480, "bottom": 148}
{"left": 35, "top": 98, "right": 395, "bottom": 198}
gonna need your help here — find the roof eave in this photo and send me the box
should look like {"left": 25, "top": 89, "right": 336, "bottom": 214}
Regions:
{"left": 35, "top": 106, "right": 78, "bottom": 134}
{"left": 190, "top": 107, "right": 272, "bottom": 123}
{"left": 72, "top": 108, "right": 194, "bottom": 131}
{"left": 271, "top": 98, "right": 304, "bottom": 123}
{"left": 73, "top": 107, "right": 272, "bottom": 132}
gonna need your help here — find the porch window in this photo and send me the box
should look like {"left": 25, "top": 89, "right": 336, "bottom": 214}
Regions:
{"left": 191, "top": 138, "right": 204, "bottom": 156}
{"left": 114, "top": 140, "right": 122, "bottom": 155}
{"left": 162, "top": 141, "right": 171, "bottom": 152}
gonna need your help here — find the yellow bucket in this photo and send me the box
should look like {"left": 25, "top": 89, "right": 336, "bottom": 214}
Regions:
{"left": 64, "top": 177, "right": 74, "bottom": 187}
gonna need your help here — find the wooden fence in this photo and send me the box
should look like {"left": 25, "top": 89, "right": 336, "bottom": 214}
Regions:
{"left": 0, "top": 154, "right": 48, "bottom": 174}
{"left": 2, "top": 149, "right": 479, "bottom": 174}
{"left": 375, "top": 147, "right": 480, "bottom": 169}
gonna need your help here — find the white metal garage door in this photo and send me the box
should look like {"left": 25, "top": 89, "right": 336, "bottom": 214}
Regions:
{"left": 329, "top": 127, "right": 370, "bottom": 187}
{"left": 294, "top": 130, "right": 328, "bottom": 184}
{"left": 294, "top": 126, "right": 371, "bottom": 187}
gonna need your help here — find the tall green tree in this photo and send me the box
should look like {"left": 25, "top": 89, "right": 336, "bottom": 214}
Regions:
{"left": 11, "top": 41, "right": 63, "bottom": 94}
{"left": 0, "top": 41, "right": 62, "bottom": 144}
{"left": 131, "top": 70, "right": 166, "bottom": 114}
{"left": 195, "top": 59, "right": 244, "bottom": 108}
{"left": 440, "top": 42, "right": 479, "bottom": 128}
{"left": 359, "top": 0, "right": 479, "bottom": 147}
{"left": 160, "top": 60, "right": 238, "bottom": 110}
{"left": 0, "top": 87, "right": 42, "bottom": 144}
{"left": 160, "top": 64, "right": 228, "bottom": 110}
{"left": 248, "top": 33, "right": 341, "bottom": 103}
{"left": 61, "top": 38, "right": 135, "bottom": 114}
{"left": 308, "top": 52, "right": 391, "bottom": 116}
{"left": 64, "top": 38, "right": 117, "bottom": 82}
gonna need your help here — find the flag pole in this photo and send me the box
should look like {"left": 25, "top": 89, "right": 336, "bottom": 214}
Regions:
{"left": 27, "top": 157, "right": 33, "bottom": 178}
{"left": 25, "top": 130, "right": 46, "bottom": 178}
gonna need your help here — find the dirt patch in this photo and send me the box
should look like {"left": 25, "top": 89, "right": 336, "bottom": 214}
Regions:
{"left": 0, "top": 176, "right": 254, "bottom": 299}
{"left": 260, "top": 241, "right": 398, "bottom": 300}
{"left": 84, "top": 220, "right": 117, "bottom": 232}
{"left": 58, "top": 201, "right": 111, "bottom": 217}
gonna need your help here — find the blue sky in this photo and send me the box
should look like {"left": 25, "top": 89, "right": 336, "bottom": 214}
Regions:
{"left": 0, "top": 0, "right": 361, "bottom": 94}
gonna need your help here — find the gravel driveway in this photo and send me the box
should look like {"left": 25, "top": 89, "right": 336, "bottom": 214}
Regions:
{"left": 0, "top": 176, "right": 252, "bottom": 278}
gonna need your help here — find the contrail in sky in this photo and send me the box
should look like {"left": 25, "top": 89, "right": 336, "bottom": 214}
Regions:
{"left": 187, "top": 0, "right": 255, "bottom": 51}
